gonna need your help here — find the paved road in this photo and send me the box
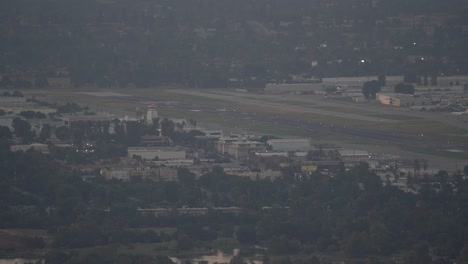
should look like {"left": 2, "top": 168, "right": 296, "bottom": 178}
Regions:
{"left": 167, "top": 89, "right": 468, "bottom": 151}
{"left": 169, "top": 90, "right": 396, "bottom": 123}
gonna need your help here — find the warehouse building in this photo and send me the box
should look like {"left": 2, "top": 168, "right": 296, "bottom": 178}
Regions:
{"left": 127, "top": 147, "right": 186, "bottom": 160}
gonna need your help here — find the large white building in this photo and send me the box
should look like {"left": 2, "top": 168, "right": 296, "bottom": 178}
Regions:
{"left": 127, "top": 147, "right": 186, "bottom": 160}
{"left": 216, "top": 137, "right": 265, "bottom": 159}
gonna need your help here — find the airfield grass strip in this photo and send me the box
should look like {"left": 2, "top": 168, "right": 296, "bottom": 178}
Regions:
{"left": 400, "top": 146, "right": 466, "bottom": 160}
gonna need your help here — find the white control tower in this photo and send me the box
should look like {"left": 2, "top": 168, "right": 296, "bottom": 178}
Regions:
{"left": 146, "top": 103, "right": 158, "bottom": 125}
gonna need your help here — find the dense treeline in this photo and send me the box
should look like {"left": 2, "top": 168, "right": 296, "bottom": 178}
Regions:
{"left": 0, "top": 0, "right": 467, "bottom": 88}
{"left": 2, "top": 140, "right": 468, "bottom": 262}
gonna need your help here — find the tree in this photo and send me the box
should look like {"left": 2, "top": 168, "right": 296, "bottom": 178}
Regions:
{"left": 394, "top": 83, "right": 415, "bottom": 94}
{"left": 430, "top": 74, "right": 438, "bottom": 86}
{"left": 0, "top": 126, "right": 12, "bottom": 140}
{"left": 189, "top": 119, "right": 198, "bottom": 130}
{"left": 378, "top": 74, "right": 386, "bottom": 86}
{"left": 362, "top": 80, "right": 382, "bottom": 99}
{"left": 19, "top": 111, "right": 36, "bottom": 119}
{"left": 413, "top": 159, "right": 421, "bottom": 176}
{"left": 457, "top": 244, "right": 468, "bottom": 264}
{"left": 35, "top": 112, "right": 47, "bottom": 119}
{"left": 404, "top": 72, "right": 418, "bottom": 83}
{"left": 35, "top": 74, "right": 49, "bottom": 88}
{"left": 229, "top": 255, "right": 247, "bottom": 264}
{"left": 160, "top": 118, "right": 175, "bottom": 137}
{"left": 343, "top": 232, "right": 373, "bottom": 257}
{"left": 0, "top": 76, "right": 13, "bottom": 87}
{"left": 12, "top": 91, "right": 24, "bottom": 97}
{"left": 39, "top": 124, "right": 51, "bottom": 142}
{"left": 54, "top": 126, "right": 71, "bottom": 141}
{"left": 177, "top": 167, "right": 196, "bottom": 186}
{"left": 423, "top": 75, "right": 429, "bottom": 86}
{"left": 267, "top": 236, "right": 299, "bottom": 255}
{"left": 236, "top": 225, "right": 256, "bottom": 244}
{"left": 12, "top": 117, "right": 34, "bottom": 143}
{"left": 406, "top": 242, "right": 432, "bottom": 264}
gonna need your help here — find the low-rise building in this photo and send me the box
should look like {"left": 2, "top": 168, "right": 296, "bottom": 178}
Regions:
{"left": 127, "top": 147, "right": 186, "bottom": 160}
{"left": 61, "top": 114, "right": 114, "bottom": 128}
{"left": 137, "top": 207, "right": 242, "bottom": 217}
{"left": 140, "top": 135, "right": 170, "bottom": 146}
{"left": 267, "top": 138, "right": 311, "bottom": 151}
{"left": 234, "top": 170, "right": 282, "bottom": 180}
{"left": 227, "top": 141, "right": 265, "bottom": 159}
{"left": 10, "top": 143, "right": 50, "bottom": 154}
{"left": 200, "top": 129, "right": 223, "bottom": 138}
{"left": 101, "top": 166, "right": 178, "bottom": 181}
{"left": 216, "top": 136, "right": 265, "bottom": 159}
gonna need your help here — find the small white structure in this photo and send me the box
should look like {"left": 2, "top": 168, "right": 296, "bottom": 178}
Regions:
{"left": 102, "top": 169, "right": 130, "bottom": 181}
{"left": 201, "top": 129, "right": 223, "bottom": 138}
{"left": 339, "top": 150, "right": 370, "bottom": 161}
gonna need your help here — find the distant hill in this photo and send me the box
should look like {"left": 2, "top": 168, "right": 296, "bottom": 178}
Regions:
{"left": 1, "top": 0, "right": 467, "bottom": 89}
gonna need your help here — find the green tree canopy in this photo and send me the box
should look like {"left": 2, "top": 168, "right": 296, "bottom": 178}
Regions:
{"left": 362, "top": 80, "right": 382, "bottom": 99}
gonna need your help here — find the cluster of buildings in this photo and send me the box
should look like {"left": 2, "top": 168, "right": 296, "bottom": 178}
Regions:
{"left": 2, "top": 90, "right": 462, "bottom": 194}
{"left": 100, "top": 166, "right": 178, "bottom": 182}
{"left": 264, "top": 75, "right": 468, "bottom": 112}
{"left": 137, "top": 206, "right": 242, "bottom": 217}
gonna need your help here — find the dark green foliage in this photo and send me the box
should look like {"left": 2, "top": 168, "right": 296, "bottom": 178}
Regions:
{"left": 54, "top": 126, "right": 71, "bottom": 141}
{"left": 1, "top": 0, "right": 467, "bottom": 89}
{"left": 236, "top": 225, "right": 257, "bottom": 244}
{"left": 0, "top": 125, "right": 12, "bottom": 139}
{"left": 57, "top": 103, "right": 82, "bottom": 114}
{"left": 362, "top": 80, "right": 382, "bottom": 99}
{"left": 267, "top": 236, "right": 300, "bottom": 255}
{"left": 394, "top": 83, "right": 415, "bottom": 94}
{"left": 229, "top": 255, "right": 247, "bottom": 264}
{"left": 35, "top": 74, "right": 49, "bottom": 88}
{"left": 12, "top": 117, "right": 35, "bottom": 143}
{"left": 43, "top": 250, "right": 174, "bottom": 264}
{"left": 1, "top": 140, "right": 468, "bottom": 262}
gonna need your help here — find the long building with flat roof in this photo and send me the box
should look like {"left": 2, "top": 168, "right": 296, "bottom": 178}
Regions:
{"left": 267, "top": 138, "right": 311, "bottom": 151}
{"left": 127, "top": 147, "right": 186, "bottom": 161}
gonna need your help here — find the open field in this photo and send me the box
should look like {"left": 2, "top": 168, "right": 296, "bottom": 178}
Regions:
{"left": 24, "top": 87, "right": 468, "bottom": 170}
{"left": 0, "top": 229, "right": 52, "bottom": 257}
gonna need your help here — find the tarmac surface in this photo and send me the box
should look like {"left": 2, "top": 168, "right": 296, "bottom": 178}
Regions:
{"left": 24, "top": 88, "right": 468, "bottom": 171}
